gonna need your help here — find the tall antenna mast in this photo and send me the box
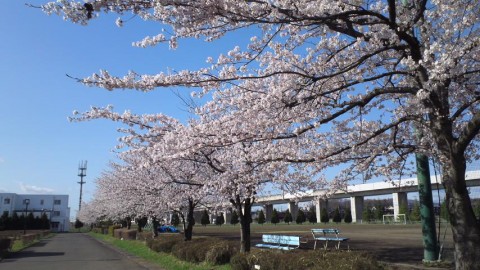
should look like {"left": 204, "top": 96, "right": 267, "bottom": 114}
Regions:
{"left": 78, "top": 160, "right": 87, "bottom": 211}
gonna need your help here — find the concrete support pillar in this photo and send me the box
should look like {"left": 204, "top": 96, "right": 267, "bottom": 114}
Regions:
{"left": 350, "top": 196, "right": 364, "bottom": 223}
{"left": 264, "top": 204, "right": 273, "bottom": 222}
{"left": 288, "top": 202, "right": 299, "bottom": 220}
{"left": 392, "top": 192, "right": 408, "bottom": 219}
{"left": 315, "top": 199, "right": 328, "bottom": 223}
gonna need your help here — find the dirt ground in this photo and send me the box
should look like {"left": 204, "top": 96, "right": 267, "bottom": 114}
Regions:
{"left": 193, "top": 223, "right": 455, "bottom": 268}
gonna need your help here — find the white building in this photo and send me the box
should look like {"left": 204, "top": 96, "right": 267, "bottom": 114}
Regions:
{"left": 0, "top": 193, "right": 70, "bottom": 232}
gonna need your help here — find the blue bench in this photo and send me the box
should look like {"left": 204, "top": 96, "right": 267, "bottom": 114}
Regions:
{"left": 311, "top": 228, "right": 349, "bottom": 250}
{"left": 255, "top": 234, "right": 301, "bottom": 250}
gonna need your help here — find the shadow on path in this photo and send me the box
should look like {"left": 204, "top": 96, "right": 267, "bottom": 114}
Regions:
{"left": 7, "top": 251, "right": 65, "bottom": 259}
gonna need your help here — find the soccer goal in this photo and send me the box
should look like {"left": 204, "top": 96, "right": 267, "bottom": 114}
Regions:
{"left": 382, "top": 214, "right": 407, "bottom": 224}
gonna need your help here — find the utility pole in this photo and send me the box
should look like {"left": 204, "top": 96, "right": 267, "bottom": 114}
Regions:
{"left": 78, "top": 161, "right": 87, "bottom": 211}
{"left": 415, "top": 153, "right": 439, "bottom": 261}
{"left": 414, "top": 125, "right": 438, "bottom": 261}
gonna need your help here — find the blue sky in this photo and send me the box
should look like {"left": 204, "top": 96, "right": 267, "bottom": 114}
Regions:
{"left": 1, "top": 1, "right": 244, "bottom": 218}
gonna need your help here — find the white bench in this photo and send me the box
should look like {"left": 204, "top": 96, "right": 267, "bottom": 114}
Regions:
{"left": 255, "top": 234, "right": 301, "bottom": 250}
{"left": 311, "top": 228, "right": 349, "bottom": 250}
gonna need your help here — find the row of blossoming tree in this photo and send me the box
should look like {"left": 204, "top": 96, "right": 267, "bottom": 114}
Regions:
{"left": 42, "top": 1, "right": 479, "bottom": 269}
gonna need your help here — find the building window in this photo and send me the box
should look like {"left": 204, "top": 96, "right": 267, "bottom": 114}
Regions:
{"left": 3, "top": 198, "right": 10, "bottom": 204}
{"left": 40, "top": 199, "right": 44, "bottom": 205}
{"left": 53, "top": 211, "right": 61, "bottom": 217}
{"left": 54, "top": 200, "right": 61, "bottom": 205}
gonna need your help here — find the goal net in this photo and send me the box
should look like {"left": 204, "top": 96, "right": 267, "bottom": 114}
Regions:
{"left": 382, "top": 214, "right": 406, "bottom": 224}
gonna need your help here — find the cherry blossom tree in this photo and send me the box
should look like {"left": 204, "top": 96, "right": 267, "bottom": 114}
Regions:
{"left": 71, "top": 107, "right": 226, "bottom": 241}
{"left": 40, "top": 1, "right": 480, "bottom": 268}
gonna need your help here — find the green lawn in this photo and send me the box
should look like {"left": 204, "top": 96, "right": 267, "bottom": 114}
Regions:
{"left": 89, "top": 232, "right": 232, "bottom": 270}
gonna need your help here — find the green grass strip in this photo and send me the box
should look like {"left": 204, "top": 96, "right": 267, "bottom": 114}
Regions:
{"left": 88, "top": 232, "right": 231, "bottom": 270}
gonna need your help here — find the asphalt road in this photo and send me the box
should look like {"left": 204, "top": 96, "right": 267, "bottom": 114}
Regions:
{"left": 0, "top": 233, "right": 161, "bottom": 270}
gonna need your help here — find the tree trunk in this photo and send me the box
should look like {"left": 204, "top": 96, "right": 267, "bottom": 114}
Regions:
{"left": 152, "top": 216, "right": 159, "bottom": 237}
{"left": 443, "top": 157, "right": 480, "bottom": 270}
{"left": 236, "top": 197, "right": 252, "bottom": 253}
{"left": 183, "top": 199, "right": 195, "bottom": 241}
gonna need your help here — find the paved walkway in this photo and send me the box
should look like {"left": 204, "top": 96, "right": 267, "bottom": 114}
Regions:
{"left": 0, "top": 233, "right": 161, "bottom": 270}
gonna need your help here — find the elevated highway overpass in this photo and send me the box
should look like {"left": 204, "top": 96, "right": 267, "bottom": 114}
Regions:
{"left": 253, "top": 171, "right": 480, "bottom": 223}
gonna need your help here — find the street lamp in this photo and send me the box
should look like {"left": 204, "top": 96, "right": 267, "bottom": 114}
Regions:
{"left": 23, "top": 199, "right": 30, "bottom": 235}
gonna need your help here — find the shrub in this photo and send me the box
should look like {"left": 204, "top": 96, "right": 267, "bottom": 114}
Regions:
{"left": 150, "top": 238, "right": 175, "bottom": 253}
{"left": 296, "top": 209, "right": 306, "bottom": 224}
{"left": 205, "top": 240, "right": 237, "bottom": 265}
{"left": 136, "top": 231, "right": 152, "bottom": 241}
{"left": 271, "top": 209, "right": 279, "bottom": 225}
{"left": 332, "top": 208, "right": 341, "bottom": 224}
{"left": 257, "top": 210, "right": 266, "bottom": 225}
{"left": 320, "top": 208, "right": 329, "bottom": 224}
{"left": 148, "top": 235, "right": 237, "bottom": 265}
{"left": 172, "top": 238, "right": 208, "bottom": 263}
{"left": 113, "top": 229, "right": 123, "bottom": 239}
{"left": 344, "top": 208, "right": 353, "bottom": 223}
{"left": 21, "top": 234, "right": 37, "bottom": 245}
{"left": 231, "top": 249, "right": 382, "bottom": 270}
{"left": 283, "top": 209, "right": 292, "bottom": 224}
{"left": 307, "top": 206, "right": 317, "bottom": 224}
{"left": 230, "top": 252, "right": 250, "bottom": 270}
{"left": 122, "top": 229, "right": 137, "bottom": 240}
{"left": 108, "top": 225, "right": 121, "bottom": 237}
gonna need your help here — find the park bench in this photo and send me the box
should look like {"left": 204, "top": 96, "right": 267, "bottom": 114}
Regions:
{"left": 255, "top": 234, "right": 303, "bottom": 250}
{"left": 311, "top": 228, "right": 349, "bottom": 250}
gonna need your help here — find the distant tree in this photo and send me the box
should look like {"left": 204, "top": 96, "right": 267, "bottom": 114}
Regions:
{"left": 0, "top": 213, "right": 6, "bottom": 230}
{"left": 473, "top": 201, "right": 480, "bottom": 221}
{"left": 399, "top": 203, "right": 409, "bottom": 217}
{"left": 230, "top": 211, "right": 239, "bottom": 226}
{"left": 410, "top": 201, "right": 421, "bottom": 222}
{"left": 296, "top": 209, "right": 306, "bottom": 224}
{"left": 374, "top": 203, "right": 384, "bottom": 221}
{"left": 136, "top": 216, "right": 148, "bottom": 232}
{"left": 257, "top": 210, "right": 266, "bottom": 225}
{"left": 201, "top": 210, "right": 210, "bottom": 226}
{"left": 271, "top": 209, "right": 279, "bottom": 225}
{"left": 215, "top": 213, "right": 225, "bottom": 226}
{"left": 332, "top": 208, "right": 341, "bottom": 224}
{"left": 34, "top": 216, "right": 41, "bottom": 230}
{"left": 320, "top": 208, "right": 329, "bottom": 224}
{"left": 26, "top": 212, "right": 35, "bottom": 230}
{"left": 74, "top": 218, "right": 84, "bottom": 231}
{"left": 171, "top": 212, "right": 180, "bottom": 227}
{"left": 362, "top": 207, "right": 373, "bottom": 223}
{"left": 283, "top": 209, "right": 293, "bottom": 224}
{"left": 344, "top": 208, "right": 353, "bottom": 224}
{"left": 307, "top": 206, "right": 317, "bottom": 224}
{"left": 152, "top": 216, "right": 160, "bottom": 237}
{"left": 125, "top": 216, "right": 132, "bottom": 229}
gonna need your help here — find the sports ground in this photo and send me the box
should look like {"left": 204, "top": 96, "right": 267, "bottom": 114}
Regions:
{"left": 193, "top": 223, "right": 454, "bottom": 266}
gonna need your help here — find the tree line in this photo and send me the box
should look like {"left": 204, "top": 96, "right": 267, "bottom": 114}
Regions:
{"left": 0, "top": 212, "right": 50, "bottom": 231}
